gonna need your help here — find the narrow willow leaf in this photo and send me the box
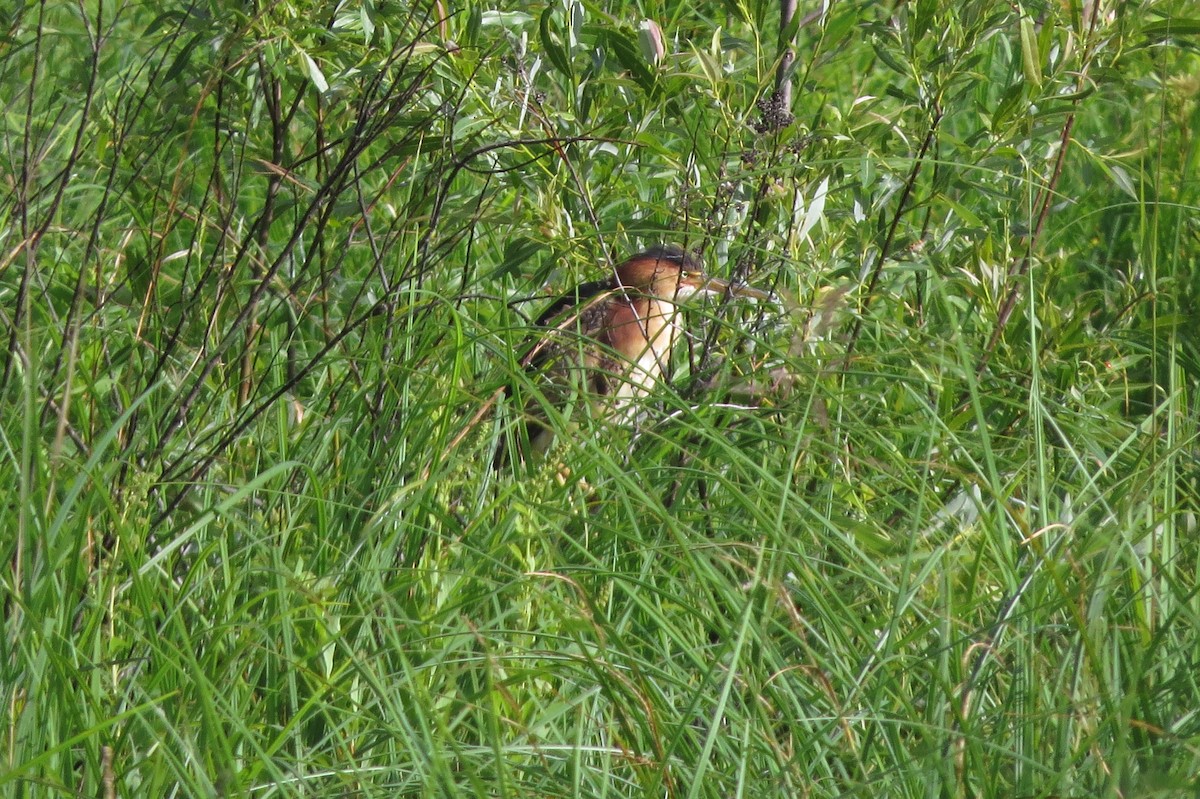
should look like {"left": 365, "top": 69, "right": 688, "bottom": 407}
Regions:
{"left": 639, "top": 19, "right": 665, "bottom": 68}
{"left": 1019, "top": 14, "right": 1042, "bottom": 89}
{"left": 1141, "top": 18, "right": 1200, "bottom": 40}
{"left": 798, "top": 177, "right": 829, "bottom": 242}
{"left": 300, "top": 49, "right": 328, "bottom": 93}
{"left": 540, "top": 8, "right": 572, "bottom": 78}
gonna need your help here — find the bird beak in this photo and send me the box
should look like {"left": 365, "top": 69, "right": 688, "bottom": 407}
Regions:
{"left": 682, "top": 273, "right": 776, "bottom": 303}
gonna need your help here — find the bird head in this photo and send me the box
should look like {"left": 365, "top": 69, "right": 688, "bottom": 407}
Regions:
{"left": 613, "top": 247, "right": 774, "bottom": 304}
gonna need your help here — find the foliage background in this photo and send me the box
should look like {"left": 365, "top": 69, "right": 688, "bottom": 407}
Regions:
{"left": 2, "top": 0, "right": 1198, "bottom": 796}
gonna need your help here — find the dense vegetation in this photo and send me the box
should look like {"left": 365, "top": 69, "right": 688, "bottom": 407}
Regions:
{"left": 2, "top": 0, "right": 1197, "bottom": 795}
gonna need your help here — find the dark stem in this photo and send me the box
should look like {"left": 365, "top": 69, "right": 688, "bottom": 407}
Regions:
{"left": 978, "top": 112, "right": 1076, "bottom": 375}
{"left": 775, "top": 0, "right": 797, "bottom": 118}
{"left": 845, "top": 107, "right": 943, "bottom": 363}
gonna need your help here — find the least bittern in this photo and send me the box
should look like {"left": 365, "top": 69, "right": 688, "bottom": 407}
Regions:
{"left": 495, "top": 245, "right": 773, "bottom": 469}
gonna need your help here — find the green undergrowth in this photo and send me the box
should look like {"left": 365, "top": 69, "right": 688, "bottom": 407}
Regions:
{"left": 2, "top": 0, "right": 1198, "bottom": 796}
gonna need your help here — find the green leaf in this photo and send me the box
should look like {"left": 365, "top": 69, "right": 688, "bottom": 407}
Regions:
{"left": 299, "top": 48, "right": 328, "bottom": 93}
{"left": 873, "top": 38, "right": 910, "bottom": 77}
{"left": 779, "top": 4, "right": 803, "bottom": 45}
{"left": 638, "top": 19, "right": 665, "bottom": 69}
{"left": 163, "top": 32, "right": 204, "bottom": 83}
{"left": 991, "top": 82, "right": 1025, "bottom": 131}
{"left": 479, "top": 10, "right": 533, "bottom": 28}
{"left": 360, "top": 0, "right": 375, "bottom": 43}
{"left": 595, "top": 26, "right": 656, "bottom": 94}
{"left": 489, "top": 237, "right": 545, "bottom": 281}
{"left": 798, "top": 177, "right": 830, "bottom": 242}
{"left": 1107, "top": 163, "right": 1139, "bottom": 200}
{"left": 1141, "top": 18, "right": 1200, "bottom": 40}
{"left": 823, "top": 7, "right": 859, "bottom": 46}
{"left": 940, "top": 195, "right": 984, "bottom": 229}
{"left": 1019, "top": 14, "right": 1042, "bottom": 89}
{"left": 540, "top": 8, "right": 572, "bottom": 79}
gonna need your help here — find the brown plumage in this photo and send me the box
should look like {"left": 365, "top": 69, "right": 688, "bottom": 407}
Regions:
{"left": 495, "top": 246, "right": 771, "bottom": 468}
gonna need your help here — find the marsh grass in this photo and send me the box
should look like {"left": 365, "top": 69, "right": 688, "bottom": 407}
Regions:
{"left": 2, "top": 0, "right": 1197, "bottom": 796}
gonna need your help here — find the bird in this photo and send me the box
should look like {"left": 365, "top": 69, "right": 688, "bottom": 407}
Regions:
{"left": 495, "top": 245, "right": 773, "bottom": 469}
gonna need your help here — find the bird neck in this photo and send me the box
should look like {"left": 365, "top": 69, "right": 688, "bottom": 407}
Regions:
{"left": 601, "top": 294, "right": 680, "bottom": 366}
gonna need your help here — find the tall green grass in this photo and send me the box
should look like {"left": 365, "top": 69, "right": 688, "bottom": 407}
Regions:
{"left": 2, "top": 0, "right": 1197, "bottom": 796}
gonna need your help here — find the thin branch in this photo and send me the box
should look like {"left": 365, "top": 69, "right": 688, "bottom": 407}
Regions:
{"left": 977, "top": 112, "right": 1076, "bottom": 375}
{"left": 845, "top": 107, "right": 943, "bottom": 363}
{"left": 775, "top": 0, "right": 798, "bottom": 119}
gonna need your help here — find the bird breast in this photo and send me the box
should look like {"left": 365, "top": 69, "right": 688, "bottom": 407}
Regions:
{"left": 595, "top": 295, "right": 680, "bottom": 403}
